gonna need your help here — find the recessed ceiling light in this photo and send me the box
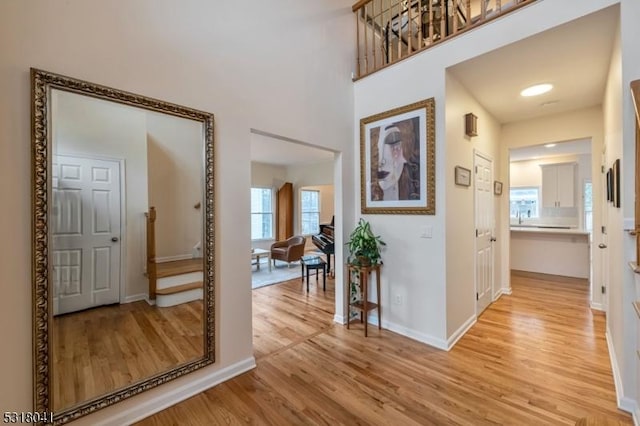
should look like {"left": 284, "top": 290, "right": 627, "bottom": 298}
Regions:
{"left": 521, "top": 84, "right": 553, "bottom": 97}
{"left": 544, "top": 143, "right": 556, "bottom": 148}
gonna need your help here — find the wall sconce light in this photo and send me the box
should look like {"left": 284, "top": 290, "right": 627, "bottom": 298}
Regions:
{"left": 465, "top": 113, "right": 478, "bottom": 137}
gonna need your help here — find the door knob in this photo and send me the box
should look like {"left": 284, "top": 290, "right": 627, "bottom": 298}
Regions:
{"left": 598, "top": 243, "right": 607, "bottom": 249}
{"left": 111, "top": 237, "right": 119, "bottom": 242}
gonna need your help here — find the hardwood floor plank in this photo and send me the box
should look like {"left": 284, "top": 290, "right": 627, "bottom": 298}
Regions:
{"left": 52, "top": 301, "right": 204, "bottom": 410}
{"left": 137, "top": 274, "right": 632, "bottom": 425}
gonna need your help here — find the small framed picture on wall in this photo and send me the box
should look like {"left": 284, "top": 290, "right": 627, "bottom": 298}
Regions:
{"left": 494, "top": 181, "right": 503, "bottom": 195}
{"left": 454, "top": 166, "right": 471, "bottom": 187}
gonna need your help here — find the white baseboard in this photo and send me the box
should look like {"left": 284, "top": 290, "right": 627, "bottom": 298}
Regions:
{"left": 606, "top": 329, "right": 636, "bottom": 415}
{"left": 446, "top": 315, "right": 476, "bottom": 350}
{"left": 366, "top": 314, "right": 448, "bottom": 350}
{"left": 590, "top": 302, "right": 604, "bottom": 311}
{"left": 123, "top": 293, "right": 150, "bottom": 304}
{"left": 333, "top": 314, "right": 346, "bottom": 324}
{"left": 95, "top": 357, "right": 257, "bottom": 426}
{"left": 156, "top": 254, "right": 194, "bottom": 263}
{"left": 502, "top": 287, "right": 512, "bottom": 295}
{"left": 492, "top": 289, "right": 504, "bottom": 301}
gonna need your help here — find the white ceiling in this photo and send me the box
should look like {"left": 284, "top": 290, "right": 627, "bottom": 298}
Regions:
{"left": 250, "top": 131, "right": 334, "bottom": 166}
{"left": 448, "top": 6, "right": 618, "bottom": 124}
{"left": 509, "top": 138, "right": 592, "bottom": 162}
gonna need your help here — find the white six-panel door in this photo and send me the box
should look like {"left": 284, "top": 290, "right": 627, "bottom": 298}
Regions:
{"left": 52, "top": 155, "right": 121, "bottom": 315}
{"left": 475, "top": 152, "right": 494, "bottom": 315}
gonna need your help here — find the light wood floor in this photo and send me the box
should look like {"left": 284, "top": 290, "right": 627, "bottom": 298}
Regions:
{"left": 52, "top": 300, "right": 203, "bottom": 410}
{"left": 137, "top": 273, "right": 632, "bottom": 425}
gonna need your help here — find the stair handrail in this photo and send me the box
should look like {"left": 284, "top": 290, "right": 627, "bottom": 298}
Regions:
{"left": 146, "top": 206, "right": 157, "bottom": 300}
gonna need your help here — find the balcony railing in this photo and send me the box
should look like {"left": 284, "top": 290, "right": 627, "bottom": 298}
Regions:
{"left": 353, "top": 0, "right": 537, "bottom": 79}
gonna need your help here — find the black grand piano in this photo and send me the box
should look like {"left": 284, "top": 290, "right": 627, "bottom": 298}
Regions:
{"left": 312, "top": 216, "right": 334, "bottom": 274}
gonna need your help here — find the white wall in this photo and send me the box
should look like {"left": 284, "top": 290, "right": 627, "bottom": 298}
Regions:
{"left": 354, "top": 0, "right": 619, "bottom": 348}
{"left": 147, "top": 112, "right": 204, "bottom": 260}
{"left": 619, "top": 0, "right": 640, "bottom": 412}
{"left": 251, "top": 162, "right": 287, "bottom": 189}
{"left": 0, "top": 0, "right": 355, "bottom": 420}
{"left": 52, "top": 90, "right": 150, "bottom": 298}
{"left": 603, "top": 16, "right": 637, "bottom": 412}
{"left": 445, "top": 72, "right": 503, "bottom": 338}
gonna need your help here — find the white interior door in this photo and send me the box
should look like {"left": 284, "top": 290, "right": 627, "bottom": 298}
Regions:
{"left": 52, "top": 155, "right": 122, "bottom": 315}
{"left": 475, "top": 152, "right": 494, "bottom": 315}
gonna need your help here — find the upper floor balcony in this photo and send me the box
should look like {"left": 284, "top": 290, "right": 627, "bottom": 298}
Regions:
{"left": 353, "top": 0, "right": 538, "bottom": 79}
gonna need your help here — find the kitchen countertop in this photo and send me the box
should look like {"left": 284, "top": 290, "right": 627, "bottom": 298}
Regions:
{"left": 510, "top": 226, "right": 591, "bottom": 236}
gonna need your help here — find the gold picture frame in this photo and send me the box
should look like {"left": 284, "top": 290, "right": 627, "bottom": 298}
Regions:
{"left": 359, "top": 98, "right": 435, "bottom": 214}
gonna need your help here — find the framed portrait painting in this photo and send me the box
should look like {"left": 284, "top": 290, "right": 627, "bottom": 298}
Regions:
{"left": 360, "top": 98, "right": 435, "bottom": 214}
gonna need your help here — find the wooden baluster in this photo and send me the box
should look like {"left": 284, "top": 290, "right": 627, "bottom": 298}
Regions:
{"left": 481, "top": 0, "right": 487, "bottom": 20}
{"left": 146, "top": 207, "right": 157, "bottom": 300}
{"left": 466, "top": 0, "right": 471, "bottom": 27}
{"left": 407, "top": 0, "right": 413, "bottom": 53}
{"left": 364, "top": 3, "right": 369, "bottom": 74}
{"left": 497, "top": 0, "right": 502, "bottom": 13}
{"left": 416, "top": 0, "right": 422, "bottom": 50}
{"left": 452, "top": 0, "right": 458, "bottom": 34}
{"left": 379, "top": 1, "right": 385, "bottom": 65}
{"left": 396, "top": 0, "right": 401, "bottom": 60}
{"left": 440, "top": 0, "right": 446, "bottom": 40}
{"left": 355, "top": 11, "right": 361, "bottom": 77}
{"left": 371, "top": 0, "right": 376, "bottom": 69}
{"left": 428, "top": 0, "right": 434, "bottom": 44}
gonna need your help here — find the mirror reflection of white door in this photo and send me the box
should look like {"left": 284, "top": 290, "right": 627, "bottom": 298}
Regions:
{"left": 52, "top": 155, "right": 122, "bottom": 315}
{"left": 475, "top": 152, "right": 494, "bottom": 315}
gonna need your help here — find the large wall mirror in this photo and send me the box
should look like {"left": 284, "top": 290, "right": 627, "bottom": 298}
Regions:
{"left": 31, "top": 69, "right": 215, "bottom": 424}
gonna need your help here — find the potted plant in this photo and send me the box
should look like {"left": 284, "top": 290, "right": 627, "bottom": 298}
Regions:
{"left": 346, "top": 218, "right": 386, "bottom": 266}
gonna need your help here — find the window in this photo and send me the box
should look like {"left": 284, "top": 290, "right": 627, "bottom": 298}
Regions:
{"left": 510, "top": 187, "right": 539, "bottom": 219}
{"left": 301, "top": 190, "right": 320, "bottom": 235}
{"left": 584, "top": 181, "right": 592, "bottom": 232}
{"left": 250, "top": 187, "right": 273, "bottom": 240}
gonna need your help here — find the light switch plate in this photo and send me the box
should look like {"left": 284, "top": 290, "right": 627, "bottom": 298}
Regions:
{"left": 421, "top": 226, "right": 433, "bottom": 238}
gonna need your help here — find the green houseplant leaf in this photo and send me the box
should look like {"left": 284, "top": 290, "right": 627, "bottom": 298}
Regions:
{"left": 346, "top": 219, "right": 386, "bottom": 266}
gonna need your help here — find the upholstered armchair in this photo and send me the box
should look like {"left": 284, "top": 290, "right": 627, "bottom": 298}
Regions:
{"left": 270, "top": 236, "right": 306, "bottom": 267}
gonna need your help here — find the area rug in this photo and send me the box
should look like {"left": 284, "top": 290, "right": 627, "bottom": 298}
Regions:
{"left": 251, "top": 259, "right": 302, "bottom": 289}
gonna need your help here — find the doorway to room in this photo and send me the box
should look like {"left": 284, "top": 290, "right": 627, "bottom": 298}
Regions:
{"left": 249, "top": 130, "right": 337, "bottom": 288}
{"left": 508, "top": 138, "right": 601, "bottom": 308}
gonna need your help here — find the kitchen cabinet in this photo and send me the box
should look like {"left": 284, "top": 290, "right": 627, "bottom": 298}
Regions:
{"left": 541, "top": 163, "right": 575, "bottom": 208}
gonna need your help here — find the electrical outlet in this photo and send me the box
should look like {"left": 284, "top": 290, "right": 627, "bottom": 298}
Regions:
{"left": 394, "top": 294, "right": 403, "bottom": 305}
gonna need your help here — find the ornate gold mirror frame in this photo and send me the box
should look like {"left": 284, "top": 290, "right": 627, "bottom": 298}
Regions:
{"left": 31, "top": 68, "right": 215, "bottom": 424}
